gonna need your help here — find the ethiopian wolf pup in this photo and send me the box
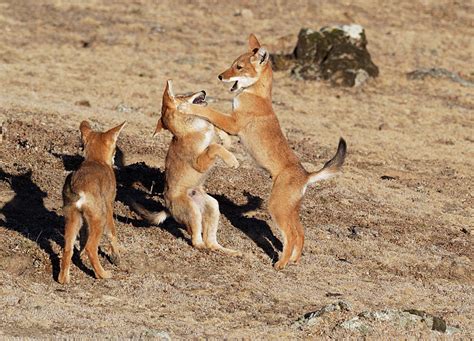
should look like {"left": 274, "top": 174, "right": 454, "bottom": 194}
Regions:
{"left": 134, "top": 80, "right": 241, "bottom": 256}
{"left": 180, "top": 34, "right": 347, "bottom": 270}
{"left": 58, "top": 120, "right": 126, "bottom": 284}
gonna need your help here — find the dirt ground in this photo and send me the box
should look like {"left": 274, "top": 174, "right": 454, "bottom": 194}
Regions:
{"left": 0, "top": 0, "right": 473, "bottom": 339}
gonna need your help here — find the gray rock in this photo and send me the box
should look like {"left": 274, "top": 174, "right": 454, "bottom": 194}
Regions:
{"left": 271, "top": 24, "right": 378, "bottom": 86}
{"left": 339, "top": 309, "right": 461, "bottom": 335}
{"left": 139, "top": 329, "right": 171, "bottom": 340}
{"left": 406, "top": 68, "right": 474, "bottom": 87}
{"left": 340, "top": 316, "right": 372, "bottom": 334}
{"left": 294, "top": 301, "right": 351, "bottom": 328}
{"left": 404, "top": 309, "right": 447, "bottom": 332}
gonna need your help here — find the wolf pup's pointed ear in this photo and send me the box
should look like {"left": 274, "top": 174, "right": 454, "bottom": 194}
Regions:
{"left": 166, "top": 79, "right": 174, "bottom": 98}
{"left": 106, "top": 121, "right": 127, "bottom": 144}
{"left": 257, "top": 47, "right": 269, "bottom": 65}
{"left": 79, "top": 120, "right": 92, "bottom": 143}
{"left": 249, "top": 33, "right": 261, "bottom": 51}
{"left": 163, "top": 79, "right": 175, "bottom": 105}
{"left": 251, "top": 47, "right": 269, "bottom": 66}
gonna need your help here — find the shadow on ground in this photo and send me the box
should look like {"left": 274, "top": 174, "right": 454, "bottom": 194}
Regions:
{"left": 0, "top": 167, "right": 93, "bottom": 280}
{"left": 1, "top": 147, "right": 283, "bottom": 278}
{"left": 213, "top": 191, "right": 282, "bottom": 262}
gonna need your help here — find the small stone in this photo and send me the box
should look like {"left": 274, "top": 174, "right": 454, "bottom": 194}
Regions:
{"left": 348, "top": 225, "right": 362, "bottom": 239}
{"left": 381, "top": 175, "right": 397, "bottom": 180}
{"left": 407, "top": 68, "right": 474, "bottom": 87}
{"left": 149, "top": 25, "right": 165, "bottom": 34}
{"left": 294, "top": 301, "right": 351, "bottom": 328}
{"left": 235, "top": 9, "right": 254, "bottom": 19}
{"left": 80, "top": 37, "right": 96, "bottom": 48}
{"left": 326, "top": 292, "right": 343, "bottom": 297}
{"left": 75, "top": 100, "right": 91, "bottom": 107}
{"left": 116, "top": 104, "right": 133, "bottom": 113}
{"left": 354, "top": 69, "right": 370, "bottom": 87}
{"left": 140, "top": 330, "right": 170, "bottom": 340}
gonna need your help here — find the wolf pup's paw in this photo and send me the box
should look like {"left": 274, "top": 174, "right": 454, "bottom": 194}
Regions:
{"left": 58, "top": 271, "right": 70, "bottom": 285}
{"left": 225, "top": 154, "right": 239, "bottom": 168}
{"left": 96, "top": 270, "right": 112, "bottom": 280}
{"left": 274, "top": 259, "right": 289, "bottom": 271}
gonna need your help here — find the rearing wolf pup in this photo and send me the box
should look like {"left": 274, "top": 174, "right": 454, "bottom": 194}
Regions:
{"left": 180, "top": 34, "right": 347, "bottom": 270}
{"left": 134, "top": 80, "right": 241, "bottom": 256}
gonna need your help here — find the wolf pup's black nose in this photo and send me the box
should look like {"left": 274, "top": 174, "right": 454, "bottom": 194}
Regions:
{"left": 218, "top": 75, "right": 223, "bottom": 80}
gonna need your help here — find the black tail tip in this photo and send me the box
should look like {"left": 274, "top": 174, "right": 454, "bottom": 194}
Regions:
{"left": 338, "top": 137, "right": 347, "bottom": 155}
{"left": 334, "top": 137, "right": 347, "bottom": 166}
{"left": 322, "top": 137, "right": 347, "bottom": 169}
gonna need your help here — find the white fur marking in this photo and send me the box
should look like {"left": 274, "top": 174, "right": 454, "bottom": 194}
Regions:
{"left": 229, "top": 76, "right": 257, "bottom": 87}
{"left": 192, "top": 118, "right": 208, "bottom": 130}
{"left": 232, "top": 97, "right": 240, "bottom": 110}
{"left": 227, "top": 76, "right": 258, "bottom": 92}
{"left": 75, "top": 192, "right": 86, "bottom": 209}
{"left": 195, "top": 128, "right": 214, "bottom": 152}
{"left": 308, "top": 170, "right": 336, "bottom": 184}
{"left": 203, "top": 129, "right": 213, "bottom": 146}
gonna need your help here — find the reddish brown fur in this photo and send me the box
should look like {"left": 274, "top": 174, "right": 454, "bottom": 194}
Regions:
{"left": 135, "top": 80, "right": 241, "bottom": 255}
{"left": 58, "top": 120, "right": 126, "bottom": 284}
{"left": 181, "top": 34, "right": 346, "bottom": 269}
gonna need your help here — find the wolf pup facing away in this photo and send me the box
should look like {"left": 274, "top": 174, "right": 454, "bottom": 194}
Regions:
{"left": 180, "top": 34, "right": 347, "bottom": 270}
{"left": 134, "top": 80, "right": 241, "bottom": 256}
{"left": 58, "top": 120, "right": 126, "bottom": 284}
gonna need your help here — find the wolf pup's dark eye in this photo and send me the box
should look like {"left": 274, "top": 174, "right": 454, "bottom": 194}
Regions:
{"left": 236, "top": 65, "right": 243, "bottom": 70}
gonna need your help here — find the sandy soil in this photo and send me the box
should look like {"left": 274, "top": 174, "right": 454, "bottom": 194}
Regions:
{"left": 0, "top": 0, "right": 473, "bottom": 338}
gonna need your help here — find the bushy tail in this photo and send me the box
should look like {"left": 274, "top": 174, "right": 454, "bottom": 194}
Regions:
{"left": 131, "top": 202, "right": 169, "bottom": 225}
{"left": 62, "top": 173, "right": 80, "bottom": 206}
{"left": 307, "top": 138, "right": 347, "bottom": 185}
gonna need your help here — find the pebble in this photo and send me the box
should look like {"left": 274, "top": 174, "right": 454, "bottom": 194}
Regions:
{"left": 235, "top": 9, "right": 254, "bottom": 19}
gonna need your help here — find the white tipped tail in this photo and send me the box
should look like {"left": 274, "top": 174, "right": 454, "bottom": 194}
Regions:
{"left": 131, "top": 202, "right": 169, "bottom": 225}
{"left": 307, "top": 138, "right": 347, "bottom": 185}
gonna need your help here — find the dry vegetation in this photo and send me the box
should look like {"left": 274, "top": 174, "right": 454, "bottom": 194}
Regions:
{"left": 0, "top": 0, "right": 473, "bottom": 338}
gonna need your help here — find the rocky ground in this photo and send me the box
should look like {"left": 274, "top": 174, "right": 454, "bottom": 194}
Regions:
{"left": 0, "top": 0, "right": 473, "bottom": 338}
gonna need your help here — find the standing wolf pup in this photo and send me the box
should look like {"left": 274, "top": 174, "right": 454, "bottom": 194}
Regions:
{"left": 58, "top": 120, "right": 126, "bottom": 284}
{"left": 180, "top": 34, "right": 347, "bottom": 270}
{"left": 134, "top": 80, "right": 241, "bottom": 256}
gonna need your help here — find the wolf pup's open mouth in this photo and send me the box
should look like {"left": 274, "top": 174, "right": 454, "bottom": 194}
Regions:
{"left": 230, "top": 81, "right": 239, "bottom": 92}
{"left": 192, "top": 91, "right": 207, "bottom": 106}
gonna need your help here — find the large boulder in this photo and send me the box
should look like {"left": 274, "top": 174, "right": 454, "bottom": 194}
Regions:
{"left": 271, "top": 25, "right": 379, "bottom": 86}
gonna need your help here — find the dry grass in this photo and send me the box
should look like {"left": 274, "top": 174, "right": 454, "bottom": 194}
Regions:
{"left": 0, "top": 0, "right": 473, "bottom": 338}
